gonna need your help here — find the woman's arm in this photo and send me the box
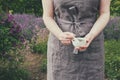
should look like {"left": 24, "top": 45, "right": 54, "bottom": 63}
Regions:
{"left": 42, "top": 0, "right": 63, "bottom": 39}
{"left": 87, "top": 0, "right": 111, "bottom": 40}
{"left": 77, "top": 0, "right": 111, "bottom": 51}
{"left": 42, "top": 0, "right": 75, "bottom": 45}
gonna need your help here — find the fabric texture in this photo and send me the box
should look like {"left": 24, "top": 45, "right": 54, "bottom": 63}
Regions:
{"left": 47, "top": 0, "right": 105, "bottom": 80}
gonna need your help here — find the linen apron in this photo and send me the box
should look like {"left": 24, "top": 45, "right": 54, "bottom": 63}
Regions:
{"left": 47, "top": 0, "right": 104, "bottom": 80}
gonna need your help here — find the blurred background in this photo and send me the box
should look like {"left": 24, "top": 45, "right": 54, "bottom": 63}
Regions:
{"left": 0, "top": 0, "right": 120, "bottom": 80}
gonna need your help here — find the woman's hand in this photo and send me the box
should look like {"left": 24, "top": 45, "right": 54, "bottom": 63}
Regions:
{"left": 58, "top": 32, "right": 75, "bottom": 45}
{"left": 75, "top": 33, "right": 94, "bottom": 51}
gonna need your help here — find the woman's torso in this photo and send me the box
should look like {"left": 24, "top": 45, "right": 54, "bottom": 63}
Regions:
{"left": 53, "top": 0, "right": 100, "bottom": 22}
{"left": 53, "top": 0, "right": 100, "bottom": 37}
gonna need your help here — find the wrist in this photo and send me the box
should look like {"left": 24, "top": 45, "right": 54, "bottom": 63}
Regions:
{"left": 57, "top": 32, "right": 64, "bottom": 40}
{"left": 85, "top": 32, "right": 95, "bottom": 41}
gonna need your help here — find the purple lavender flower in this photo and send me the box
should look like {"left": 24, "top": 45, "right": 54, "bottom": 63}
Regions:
{"left": 7, "top": 14, "right": 14, "bottom": 22}
{"left": 13, "top": 14, "right": 45, "bottom": 40}
{"left": 19, "top": 36, "right": 25, "bottom": 43}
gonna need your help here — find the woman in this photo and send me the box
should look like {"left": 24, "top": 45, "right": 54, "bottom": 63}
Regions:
{"left": 42, "top": 0, "right": 110, "bottom": 80}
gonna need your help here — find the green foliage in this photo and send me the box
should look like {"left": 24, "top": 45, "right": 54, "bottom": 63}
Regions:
{"left": 40, "top": 59, "right": 47, "bottom": 73}
{"left": 104, "top": 18, "right": 120, "bottom": 40}
{"left": 0, "top": 0, "right": 42, "bottom": 16}
{"left": 1, "top": 0, "right": 120, "bottom": 16}
{"left": 111, "top": 0, "right": 120, "bottom": 16}
{"left": 0, "top": 49, "right": 30, "bottom": 80}
{"left": 0, "top": 12, "right": 24, "bottom": 58}
{"left": 32, "top": 41, "right": 47, "bottom": 54}
{"left": 0, "top": 12, "right": 30, "bottom": 80}
{"left": 105, "top": 40, "right": 120, "bottom": 80}
{"left": 0, "top": 65, "right": 30, "bottom": 80}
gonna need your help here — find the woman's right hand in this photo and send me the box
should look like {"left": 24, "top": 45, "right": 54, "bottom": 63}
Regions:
{"left": 75, "top": 33, "right": 94, "bottom": 51}
{"left": 58, "top": 32, "right": 75, "bottom": 45}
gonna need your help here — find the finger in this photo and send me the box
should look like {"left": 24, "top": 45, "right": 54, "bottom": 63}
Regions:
{"left": 65, "top": 32, "right": 75, "bottom": 39}
{"left": 59, "top": 34, "right": 68, "bottom": 40}
{"left": 62, "top": 42, "right": 71, "bottom": 45}
{"left": 64, "top": 35, "right": 74, "bottom": 39}
{"left": 78, "top": 48, "right": 86, "bottom": 52}
{"left": 59, "top": 36, "right": 69, "bottom": 41}
{"left": 80, "top": 47, "right": 87, "bottom": 49}
{"left": 65, "top": 32, "right": 75, "bottom": 36}
{"left": 62, "top": 38, "right": 71, "bottom": 41}
{"left": 61, "top": 40, "right": 71, "bottom": 45}
{"left": 75, "top": 47, "right": 87, "bottom": 52}
{"left": 75, "top": 47, "right": 79, "bottom": 50}
{"left": 61, "top": 36, "right": 73, "bottom": 41}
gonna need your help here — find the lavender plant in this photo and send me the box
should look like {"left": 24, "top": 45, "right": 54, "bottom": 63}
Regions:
{"left": 0, "top": 12, "right": 25, "bottom": 58}
{"left": 0, "top": 12, "right": 30, "bottom": 80}
{"left": 104, "top": 17, "right": 120, "bottom": 40}
{"left": 13, "top": 14, "right": 45, "bottom": 40}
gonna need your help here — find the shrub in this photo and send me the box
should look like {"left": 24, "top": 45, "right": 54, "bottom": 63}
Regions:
{"left": 0, "top": 12, "right": 30, "bottom": 80}
{"left": 32, "top": 41, "right": 47, "bottom": 54}
{"left": 0, "top": 12, "right": 25, "bottom": 59}
{"left": 13, "top": 14, "right": 45, "bottom": 40}
{"left": 40, "top": 59, "right": 47, "bottom": 73}
{"left": 0, "top": 0, "right": 43, "bottom": 16}
{"left": 0, "top": 65, "right": 30, "bottom": 80}
{"left": 105, "top": 40, "right": 120, "bottom": 80}
{"left": 30, "top": 28, "right": 48, "bottom": 54}
{"left": 104, "top": 17, "right": 120, "bottom": 40}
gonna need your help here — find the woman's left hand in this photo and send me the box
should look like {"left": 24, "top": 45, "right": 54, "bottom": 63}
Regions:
{"left": 75, "top": 33, "right": 94, "bottom": 52}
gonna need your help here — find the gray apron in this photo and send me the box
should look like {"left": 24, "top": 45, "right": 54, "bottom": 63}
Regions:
{"left": 47, "top": 0, "right": 104, "bottom": 80}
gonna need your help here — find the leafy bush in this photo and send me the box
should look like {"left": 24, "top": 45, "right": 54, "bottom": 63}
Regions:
{"left": 13, "top": 14, "right": 45, "bottom": 40}
{"left": 104, "top": 17, "right": 120, "bottom": 40}
{"left": 0, "top": 0, "right": 120, "bottom": 16}
{"left": 0, "top": 12, "right": 30, "bottom": 80}
{"left": 30, "top": 27, "right": 48, "bottom": 54}
{"left": 0, "top": 50, "right": 30, "bottom": 80}
{"left": 0, "top": 65, "right": 30, "bottom": 80}
{"left": 0, "top": 0, "right": 43, "bottom": 16}
{"left": 104, "top": 17, "right": 120, "bottom": 79}
{"left": 32, "top": 41, "right": 47, "bottom": 54}
{"left": 40, "top": 59, "right": 47, "bottom": 73}
{"left": 0, "top": 12, "right": 25, "bottom": 59}
{"left": 111, "top": 0, "right": 120, "bottom": 16}
{"left": 105, "top": 40, "right": 120, "bottom": 80}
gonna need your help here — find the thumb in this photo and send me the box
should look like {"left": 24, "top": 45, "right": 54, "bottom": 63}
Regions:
{"left": 65, "top": 32, "right": 75, "bottom": 37}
